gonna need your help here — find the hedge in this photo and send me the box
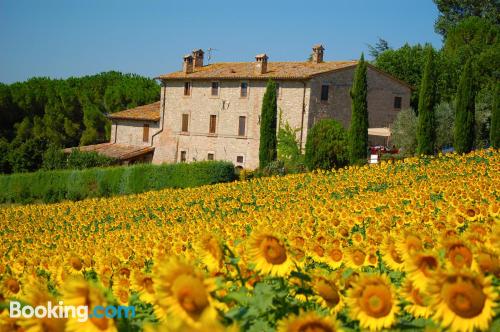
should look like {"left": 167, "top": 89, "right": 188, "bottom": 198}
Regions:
{"left": 0, "top": 161, "right": 236, "bottom": 204}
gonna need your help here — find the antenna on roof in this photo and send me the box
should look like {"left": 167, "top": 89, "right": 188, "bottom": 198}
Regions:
{"left": 207, "top": 48, "right": 218, "bottom": 65}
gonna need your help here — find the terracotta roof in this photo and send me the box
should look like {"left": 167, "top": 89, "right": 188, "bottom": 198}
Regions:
{"left": 108, "top": 101, "right": 161, "bottom": 121}
{"left": 63, "top": 143, "right": 155, "bottom": 160}
{"left": 157, "top": 61, "right": 359, "bottom": 80}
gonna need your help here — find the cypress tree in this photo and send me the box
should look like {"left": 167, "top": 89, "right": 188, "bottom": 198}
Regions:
{"left": 454, "top": 59, "right": 476, "bottom": 153}
{"left": 490, "top": 83, "right": 499, "bottom": 149}
{"left": 348, "top": 53, "right": 368, "bottom": 164}
{"left": 259, "top": 80, "right": 278, "bottom": 168}
{"left": 416, "top": 47, "right": 437, "bottom": 155}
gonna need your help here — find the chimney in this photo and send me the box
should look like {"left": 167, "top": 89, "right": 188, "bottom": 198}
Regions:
{"left": 312, "top": 44, "right": 324, "bottom": 63}
{"left": 192, "top": 49, "right": 204, "bottom": 68}
{"left": 183, "top": 55, "right": 193, "bottom": 74}
{"left": 255, "top": 53, "right": 268, "bottom": 74}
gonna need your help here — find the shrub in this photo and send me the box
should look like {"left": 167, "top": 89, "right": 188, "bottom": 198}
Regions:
{"left": 391, "top": 108, "right": 418, "bottom": 156}
{"left": 0, "top": 138, "right": 11, "bottom": 174}
{"left": 42, "top": 144, "right": 67, "bottom": 170}
{"left": 8, "top": 137, "right": 47, "bottom": 173}
{"left": 491, "top": 83, "right": 500, "bottom": 148}
{"left": 435, "top": 102, "right": 455, "bottom": 150}
{"left": 277, "top": 119, "right": 305, "bottom": 173}
{"left": 305, "top": 119, "right": 348, "bottom": 170}
{"left": 66, "top": 149, "right": 116, "bottom": 169}
{"left": 0, "top": 161, "right": 236, "bottom": 204}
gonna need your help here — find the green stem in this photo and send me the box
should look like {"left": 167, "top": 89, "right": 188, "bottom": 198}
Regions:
{"left": 223, "top": 245, "right": 246, "bottom": 287}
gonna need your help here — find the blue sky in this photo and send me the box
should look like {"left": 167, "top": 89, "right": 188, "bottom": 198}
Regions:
{"left": 0, "top": 0, "right": 442, "bottom": 84}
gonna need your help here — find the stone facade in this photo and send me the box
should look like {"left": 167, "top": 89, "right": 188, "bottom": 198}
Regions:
{"left": 110, "top": 46, "right": 412, "bottom": 169}
{"left": 110, "top": 119, "right": 161, "bottom": 147}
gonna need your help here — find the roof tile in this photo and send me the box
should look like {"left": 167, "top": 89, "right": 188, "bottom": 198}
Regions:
{"left": 157, "top": 61, "right": 358, "bottom": 80}
{"left": 108, "top": 101, "right": 161, "bottom": 121}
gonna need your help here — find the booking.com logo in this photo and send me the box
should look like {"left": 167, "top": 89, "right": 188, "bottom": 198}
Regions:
{"left": 9, "top": 301, "right": 135, "bottom": 322}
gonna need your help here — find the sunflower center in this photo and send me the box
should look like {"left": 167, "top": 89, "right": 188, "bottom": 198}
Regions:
{"left": 143, "top": 277, "right": 154, "bottom": 293}
{"left": 418, "top": 256, "right": 438, "bottom": 277}
{"left": 119, "top": 268, "right": 131, "bottom": 278}
{"left": 361, "top": 285, "right": 392, "bottom": 318}
{"left": 316, "top": 281, "right": 340, "bottom": 306}
{"left": 261, "top": 237, "right": 287, "bottom": 265}
{"left": 476, "top": 253, "right": 495, "bottom": 273}
{"left": 298, "top": 322, "right": 334, "bottom": 332}
{"left": 466, "top": 209, "right": 475, "bottom": 217}
{"left": 448, "top": 245, "right": 472, "bottom": 268}
{"left": 70, "top": 257, "right": 83, "bottom": 271}
{"left": 444, "top": 280, "right": 486, "bottom": 318}
{"left": 329, "top": 248, "right": 343, "bottom": 262}
{"left": 6, "top": 279, "right": 20, "bottom": 294}
{"left": 352, "top": 250, "right": 365, "bottom": 266}
{"left": 406, "top": 235, "right": 423, "bottom": 252}
{"left": 90, "top": 316, "right": 110, "bottom": 330}
{"left": 313, "top": 245, "right": 325, "bottom": 257}
{"left": 172, "top": 275, "right": 209, "bottom": 318}
{"left": 390, "top": 248, "right": 404, "bottom": 264}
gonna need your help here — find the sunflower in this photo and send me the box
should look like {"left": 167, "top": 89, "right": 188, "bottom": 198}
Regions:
{"left": 112, "top": 284, "right": 130, "bottom": 305}
{"left": 63, "top": 276, "right": 117, "bottom": 332}
{"left": 154, "top": 257, "right": 216, "bottom": 327}
{"left": 15, "top": 278, "right": 66, "bottom": 332}
{"left": 197, "top": 234, "right": 224, "bottom": 272}
{"left": 311, "top": 274, "right": 344, "bottom": 315}
{"left": 396, "top": 232, "right": 424, "bottom": 263}
{"left": 277, "top": 311, "right": 341, "bottom": 332}
{"left": 67, "top": 254, "right": 84, "bottom": 274}
{"left": 1, "top": 276, "right": 21, "bottom": 298}
{"left": 344, "top": 247, "right": 367, "bottom": 270}
{"left": 401, "top": 279, "right": 433, "bottom": 318}
{"left": 443, "top": 239, "right": 475, "bottom": 270}
{"left": 429, "top": 270, "right": 497, "bottom": 332}
{"left": 248, "top": 231, "right": 294, "bottom": 276}
{"left": 474, "top": 247, "right": 499, "bottom": 277}
{"left": 406, "top": 251, "right": 440, "bottom": 290}
{"left": 325, "top": 246, "right": 344, "bottom": 270}
{"left": 131, "top": 270, "right": 156, "bottom": 303}
{"left": 380, "top": 237, "right": 405, "bottom": 271}
{"left": 346, "top": 274, "right": 399, "bottom": 331}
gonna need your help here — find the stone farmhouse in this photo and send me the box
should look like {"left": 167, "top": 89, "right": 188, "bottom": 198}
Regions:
{"left": 76, "top": 45, "right": 411, "bottom": 169}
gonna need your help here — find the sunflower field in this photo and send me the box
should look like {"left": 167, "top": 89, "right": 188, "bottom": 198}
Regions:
{"left": 1, "top": 149, "right": 499, "bottom": 332}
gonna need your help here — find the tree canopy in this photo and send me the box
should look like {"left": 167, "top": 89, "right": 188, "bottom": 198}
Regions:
{"left": 0, "top": 71, "right": 159, "bottom": 173}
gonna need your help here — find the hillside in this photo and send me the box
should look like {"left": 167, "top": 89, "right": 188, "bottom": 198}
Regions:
{"left": 1, "top": 149, "right": 498, "bottom": 331}
{"left": 0, "top": 71, "right": 160, "bottom": 173}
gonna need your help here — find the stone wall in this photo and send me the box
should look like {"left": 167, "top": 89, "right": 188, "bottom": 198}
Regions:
{"left": 146, "top": 65, "right": 411, "bottom": 169}
{"left": 307, "top": 66, "right": 411, "bottom": 130}
{"left": 111, "top": 120, "right": 160, "bottom": 146}
{"left": 153, "top": 79, "right": 307, "bottom": 169}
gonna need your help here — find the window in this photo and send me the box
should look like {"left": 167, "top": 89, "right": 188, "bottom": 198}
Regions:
{"left": 209, "top": 115, "right": 217, "bottom": 134}
{"left": 238, "top": 116, "right": 246, "bottom": 136}
{"left": 321, "top": 85, "right": 329, "bottom": 101}
{"left": 143, "top": 124, "right": 149, "bottom": 142}
{"left": 181, "top": 114, "right": 189, "bottom": 132}
{"left": 207, "top": 153, "right": 214, "bottom": 161}
{"left": 211, "top": 82, "right": 219, "bottom": 96}
{"left": 275, "top": 83, "right": 280, "bottom": 98}
{"left": 184, "top": 82, "right": 191, "bottom": 96}
{"left": 236, "top": 155, "right": 244, "bottom": 163}
{"left": 240, "top": 82, "right": 248, "bottom": 97}
{"left": 394, "top": 96, "right": 402, "bottom": 109}
{"left": 180, "top": 151, "right": 187, "bottom": 162}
